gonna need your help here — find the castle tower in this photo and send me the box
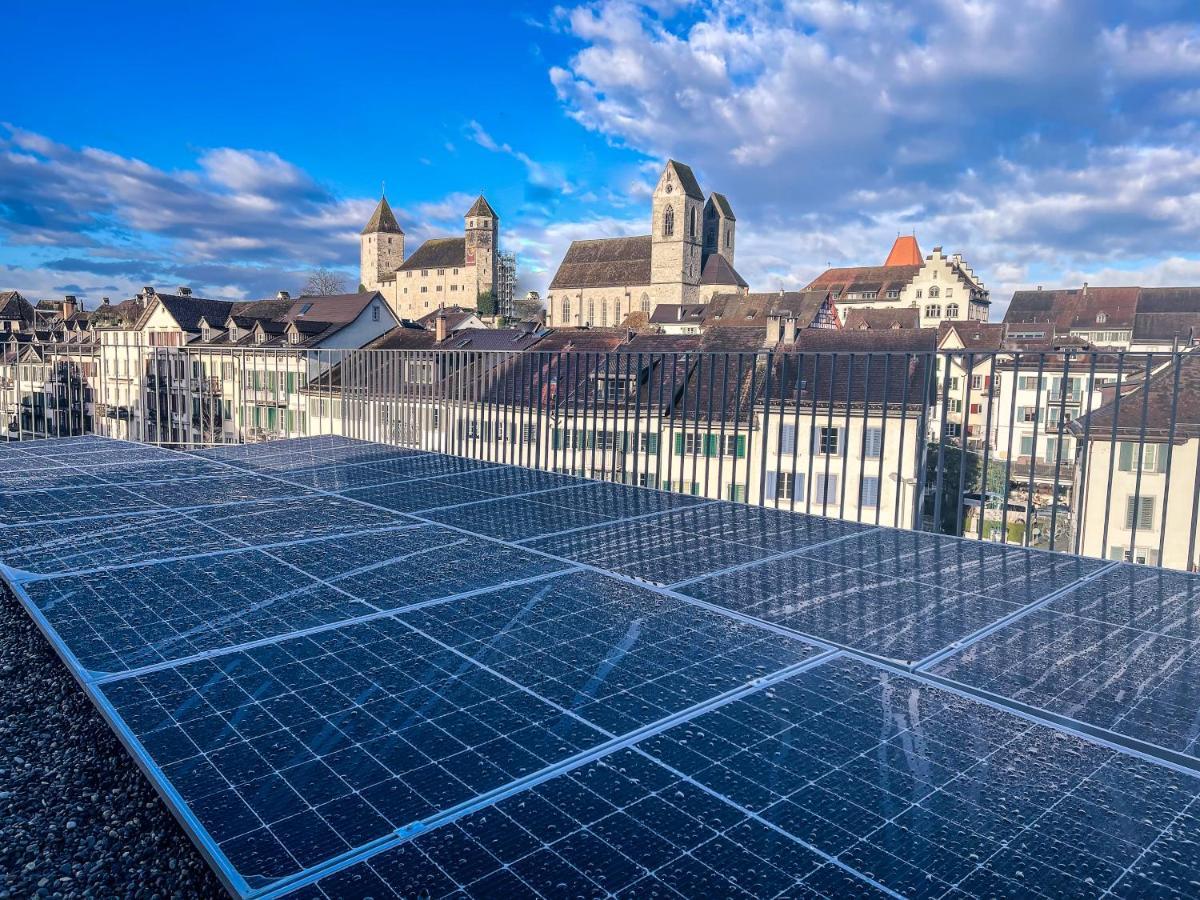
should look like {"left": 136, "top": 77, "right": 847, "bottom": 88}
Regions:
{"left": 703, "top": 192, "right": 736, "bottom": 267}
{"left": 464, "top": 195, "right": 499, "bottom": 301}
{"left": 360, "top": 195, "right": 404, "bottom": 291}
{"left": 651, "top": 160, "right": 704, "bottom": 300}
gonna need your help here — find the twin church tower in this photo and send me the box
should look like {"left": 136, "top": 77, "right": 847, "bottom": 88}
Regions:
{"left": 360, "top": 194, "right": 498, "bottom": 320}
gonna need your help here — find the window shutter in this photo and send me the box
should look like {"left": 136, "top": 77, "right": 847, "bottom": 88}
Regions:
{"left": 674, "top": 433, "right": 684, "bottom": 455}
{"left": 1140, "top": 498, "right": 1155, "bottom": 530}
{"left": 780, "top": 423, "right": 796, "bottom": 456}
{"left": 765, "top": 471, "right": 778, "bottom": 500}
{"left": 705, "top": 434, "right": 719, "bottom": 457}
{"left": 1154, "top": 444, "right": 1168, "bottom": 473}
{"left": 1118, "top": 442, "right": 1133, "bottom": 472}
{"left": 736, "top": 435, "right": 747, "bottom": 458}
{"left": 865, "top": 427, "right": 882, "bottom": 459}
{"left": 861, "top": 476, "right": 880, "bottom": 508}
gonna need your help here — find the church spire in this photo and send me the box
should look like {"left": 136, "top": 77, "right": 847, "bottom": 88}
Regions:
{"left": 361, "top": 194, "right": 404, "bottom": 236}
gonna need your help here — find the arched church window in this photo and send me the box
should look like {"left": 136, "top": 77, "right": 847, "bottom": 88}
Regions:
{"left": 640, "top": 292, "right": 651, "bottom": 315}
{"left": 615, "top": 299, "right": 622, "bottom": 323}
{"left": 663, "top": 206, "right": 674, "bottom": 238}
{"left": 599, "top": 301, "right": 608, "bottom": 328}
{"left": 561, "top": 297, "right": 570, "bottom": 322}
{"left": 587, "top": 298, "right": 595, "bottom": 325}
{"left": 928, "top": 285, "right": 940, "bottom": 298}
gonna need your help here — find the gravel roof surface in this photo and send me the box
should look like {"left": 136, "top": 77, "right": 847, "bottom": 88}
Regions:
{"left": 0, "top": 585, "right": 225, "bottom": 899}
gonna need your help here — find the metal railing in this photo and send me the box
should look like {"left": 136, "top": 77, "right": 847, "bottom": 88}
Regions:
{"left": 4, "top": 342, "right": 1198, "bottom": 572}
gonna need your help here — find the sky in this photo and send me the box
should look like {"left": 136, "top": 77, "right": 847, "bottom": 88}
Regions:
{"left": 2, "top": 1, "right": 1200, "bottom": 319}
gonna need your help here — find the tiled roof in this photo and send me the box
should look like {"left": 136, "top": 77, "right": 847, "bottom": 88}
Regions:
{"left": 548, "top": 236, "right": 652, "bottom": 290}
{"left": 1133, "top": 312, "right": 1200, "bottom": 344}
{"left": 361, "top": 196, "right": 404, "bottom": 235}
{"left": 708, "top": 192, "right": 735, "bottom": 220}
{"left": 649, "top": 304, "right": 707, "bottom": 325}
{"left": 1074, "top": 352, "right": 1200, "bottom": 439}
{"left": 805, "top": 264, "right": 920, "bottom": 295}
{"left": 283, "top": 292, "right": 385, "bottom": 326}
{"left": 667, "top": 160, "right": 704, "bottom": 200}
{"left": 699, "top": 254, "right": 748, "bottom": 288}
{"left": 464, "top": 195, "right": 497, "bottom": 219}
{"left": 396, "top": 238, "right": 467, "bottom": 271}
{"left": 0, "top": 291, "right": 34, "bottom": 322}
{"left": 135, "top": 294, "right": 237, "bottom": 333}
{"left": 845, "top": 308, "right": 920, "bottom": 330}
{"left": 1004, "top": 287, "right": 1139, "bottom": 330}
{"left": 883, "top": 235, "right": 923, "bottom": 266}
{"left": 937, "top": 321, "right": 1007, "bottom": 350}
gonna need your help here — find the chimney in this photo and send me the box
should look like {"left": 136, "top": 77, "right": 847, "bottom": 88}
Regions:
{"left": 177, "top": 286, "right": 192, "bottom": 297}
{"left": 62, "top": 295, "right": 77, "bottom": 318}
{"left": 1037, "top": 285, "right": 1042, "bottom": 291}
{"left": 765, "top": 312, "right": 782, "bottom": 347}
{"left": 277, "top": 290, "right": 290, "bottom": 302}
{"left": 1082, "top": 282, "right": 1089, "bottom": 295}
{"left": 435, "top": 304, "right": 449, "bottom": 343}
{"left": 783, "top": 315, "right": 798, "bottom": 346}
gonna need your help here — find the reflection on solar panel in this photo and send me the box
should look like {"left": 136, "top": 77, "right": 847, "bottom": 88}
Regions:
{"left": 1, "top": 434, "right": 1198, "bottom": 899}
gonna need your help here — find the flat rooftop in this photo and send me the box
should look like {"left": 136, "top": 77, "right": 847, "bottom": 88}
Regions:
{"left": 0, "top": 435, "right": 1198, "bottom": 898}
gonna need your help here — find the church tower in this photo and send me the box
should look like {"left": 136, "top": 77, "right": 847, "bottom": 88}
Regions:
{"left": 464, "top": 195, "right": 499, "bottom": 301}
{"left": 703, "top": 192, "right": 736, "bottom": 268}
{"left": 650, "top": 160, "right": 704, "bottom": 301}
{"left": 360, "top": 195, "right": 404, "bottom": 291}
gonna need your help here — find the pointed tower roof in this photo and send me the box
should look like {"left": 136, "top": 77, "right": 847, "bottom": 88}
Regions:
{"left": 665, "top": 160, "right": 704, "bottom": 200}
{"left": 465, "top": 195, "right": 498, "bottom": 220}
{"left": 361, "top": 195, "right": 404, "bottom": 235}
{"left": 884, "top": 234, "right": 922, "bottom": 266}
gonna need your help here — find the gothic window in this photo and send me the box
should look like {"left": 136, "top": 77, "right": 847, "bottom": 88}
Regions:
{"left": 640, "top": 292, "right": 651, "bottom": 315}
{"left": 561, "top": 297, "right": 570, "bottom": 322}
{"left": 725, "top": 229, "right": 731, "bottom": 248}
{"left": 946, "top": 303, "right": 960, "bottom": 318}
{"left": 615, "top": 299, "right": 622, "bottom": 323}
{"left": 588, "top": 298, "right": 595, "bottom": 325}
{"left": 928, "top": 285, "right": 940, "bottom": 298}
{"left": 663, "top": 206, "right": 674, "bottom": 238}
{"left": 688, "top": 207, "right": 696, "bottom": 238}
{"left": 600, "top": 301, "right": 608, "bottom": 328}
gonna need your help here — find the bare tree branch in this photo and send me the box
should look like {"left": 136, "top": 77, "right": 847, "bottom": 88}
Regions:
{"left": 303, "top": 267, "right": 346, "bottom": 296}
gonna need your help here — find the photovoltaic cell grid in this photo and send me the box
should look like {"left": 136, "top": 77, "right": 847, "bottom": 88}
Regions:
{"left": 0, "top": 434, "right": 1197, "bottom": 899}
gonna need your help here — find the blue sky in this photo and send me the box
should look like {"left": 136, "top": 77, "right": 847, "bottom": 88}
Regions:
{"left": 3, "top": 1, "right": 1200, "bottom": 317}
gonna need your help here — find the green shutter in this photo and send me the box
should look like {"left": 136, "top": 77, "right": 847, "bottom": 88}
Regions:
{"left": 287, "top": 373, "right": 297, "bottom": 394}
{"left": 674, "top": 432, "right": 684, "bottom": 455}
{"left": 646, "top": 433, "right": 659, "bottom": 454}
{"left": 736, "top": 435, "right": 747, "bottom": 458}
{"left": 704, "top": 434, "right": 719, "bottom": 457}
{"left": 1118, "top": 442, "right": 1133, "bottom": 472}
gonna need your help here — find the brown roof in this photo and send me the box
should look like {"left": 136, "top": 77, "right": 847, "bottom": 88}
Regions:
{"left": 805, "top": 264, "right": 920, "bottom": 296}
{"left": 1133, "top": 312, "right": 1200, "bottom": 344}
{"left": 937, "top": 321, "right": 1007, "bottom": 350}
{"left": 667, "top": 160, "right": 704, "bottom": 200}
{"left": 549, "top": 236, "right": 652, "bottom": 290}
{"left": 1134, "top": 287, "right": 1200, "bottom": 313}
{"left": 699, "top": 254, "right": 748, "bottom": 288}
{"left": 883, "top": 235, "right": 923, "bottom": 266}
{"left": 844, "top": 308, "right": 921, "bottom": 331}
{"left": 415, "top": 306, "right": 478, "bottom": 330}
{"left": 361, "top": 196, "right": 404, "bottom": 235}
{"left": 649, "top": 304, "right": 707, "bottom": 326}
{"left": 1073, "top": 352, "right": 1200, "bottom": 440}
{"left": 283, "top": 292, "right": 386, "bottom": 325}
{"left": 465, "top": 195, "right": 498, "bottom": 220}
{"left": 397, "top": 238, "right": 467, "bottom": 271}
{"left": 708, "top": 192, "right": 735, "bottom": 220}
{"left": 0, "top": 291, "right": 34, "bottom": 323}
{"left": 1004, "top": 287, "right": 1139, "bottom": 330}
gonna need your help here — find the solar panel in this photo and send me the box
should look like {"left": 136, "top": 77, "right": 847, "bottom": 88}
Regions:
{"left": 1, "top": 435, "right": 1198, "bottom": 900}
{"left": 928, "top": 564, "right": 1200, "bottom": 764}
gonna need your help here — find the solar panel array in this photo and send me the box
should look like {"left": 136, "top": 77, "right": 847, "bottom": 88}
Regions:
{"left": 1, "top": 434, "right": 1198, "bottom": 899}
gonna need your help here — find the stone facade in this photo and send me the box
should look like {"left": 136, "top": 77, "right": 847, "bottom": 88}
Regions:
{"left": 546, "top": 160, "right": 748, "bottom": 328}
{"left": 361, "top": 195, "right": 500, "bottom": 320}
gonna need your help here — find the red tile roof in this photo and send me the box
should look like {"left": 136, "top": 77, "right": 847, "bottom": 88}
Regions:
{"left": 884, "top": 235, "right": 923, "bottom": 266}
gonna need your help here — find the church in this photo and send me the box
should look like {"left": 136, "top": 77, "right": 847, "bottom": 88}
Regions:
{"left": 359, "top": 194, "right": 499, "bottom": 320}
{"left": 546, "top": 160, "right": 748, "bottom": 328}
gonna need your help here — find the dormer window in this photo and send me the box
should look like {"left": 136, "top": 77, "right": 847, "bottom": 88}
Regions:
{"left": 228, "top": 324, "right": 239, "bottom": 341}
{"left": 299, "top": 303, "right": 313, "bottom": 315}
{"left": 288, "top": 330, "right": 299, "bottom": 345}
{"left": 1096, "top": 312, "right": 1107, "bottom": 324}
{"left": 255, "top": 328, "right": 265, "bottom": 345}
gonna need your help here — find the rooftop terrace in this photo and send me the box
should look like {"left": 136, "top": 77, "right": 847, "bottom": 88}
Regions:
{"left": 1, "top": 434, "right": 1198, "bottom": 897}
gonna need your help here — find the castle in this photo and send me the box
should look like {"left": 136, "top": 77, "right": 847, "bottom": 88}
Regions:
{"left": 360, "top": 194, "right": 499, "bottom": 320}
{"left": 546, "top": 160, "right": 748, "bottom": 328}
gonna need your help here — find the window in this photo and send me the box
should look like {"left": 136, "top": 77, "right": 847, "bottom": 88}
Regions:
{"left": 562, "top": 298, "right": 571, "bottom": 322}
{"left": 766, "top": 471, "right": 802, "bottom": 501}
{"left": 1118, "top": 442, "right": 1167, "bottom": 473}
{"left": 587, "top": 299, "right": 595, "bottom": 325}
{"left": 614, "top": 299, "right": 621, "bottom": 323}
{"left": 1018, "top": 375, "right": 1041, "bottom": 391}
{"left": 946, "top": 303, "right": 959, "bottom": 318}
{"left": 928, "top": 285, "right": 940, "bottom": 298}
{"left": 915, "top": 289, "right": 923, "bottom": 299}
{"left": 663, "top": 205, "right": 674, "bottom": 238}
{"left": 663, "top": 479, "right": 700, "bottom": 495}
{"left": 924, "top": 304, "right": 942, "bottom": 318}
{"left": 688, "top": 207, "right": 696, "bottom": 238}
{"left": 814, "top": 473, "right": 839, "bottom": 505}
{"left": 599, "top": 302, "right": 608, "bottom": 328}
{"left": 1125, "top": 495, "right": 1156, "bottom": 530}
{"left": 287, "top": 330, "right": 299, "bottom": 345}
{"left": 886, "top": 289, "right": 900, "bottom": 299}
{"left": 779, "top": 423, "right": 796, "bottom": 455}
{"left": 863, "top": 427, "right": 882, "bottom": 458}
{"left": 1020, "top": 436, "right": 1035, "bottom": 456}
{"left": 421, "top": 286, "right": 428, "bottom": 293}
{"left": 945, "top": 288, "right": 953, "bottom": 298}
{"left": 948, "top": 398, "right": 963, "bottom": 414}
{"left": 727, "top": 484, "right": 746, "bottom": 502}
{"left": 860, "top": 476, "right": 880, "bottom": 508}
{"left": 675, "top": 432, "right": 745, "bottom": 457}
{"left": 1097, "top": 311, "right": 1107, "bottom": 324}
{"left": 725, "top": 229, "right": 731, "bottom": 248}
{"left": 944, "top": 423, "right": 962, "bottom": 438}
{"left": 813, "top": 426, "right": 840, "bottom": 455}
{"left": 640, "top": 292, "right": 651, "bottom": 315}
{"left": 1110, "top": 546, "right": 1159, "bottom": 565}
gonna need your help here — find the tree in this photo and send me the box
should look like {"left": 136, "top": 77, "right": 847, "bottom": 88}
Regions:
{"left": 476, "top": 289, "right": 497, "bottom": 317}
{"left": 303, "top": 267, "right": 346, "bottom": 296}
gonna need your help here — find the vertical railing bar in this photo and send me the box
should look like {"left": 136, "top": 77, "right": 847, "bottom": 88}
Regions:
{"left": 757, "top": 351, "right": 774, "bottom": 507}
{"left": 1072, "top": 351, "right": 1100, "bottom": 556}
{"left": 1127, "top": 351, "right": 1155, "bottom": 560}
{"left": 932, "top": 353, "right": 952, "bottom": 534}
{"left": 856, "top": 354, "right": 872, "bottom": 524}
{"left": 1156, "top": 352, "right": 1183, "bottom": 567}
{"left": 1023, "top": 353, "right": 1047, "bottom": 547}
{"left": 976, "top": 353, "right": 998, "bottom": 541}
{"left": 955, "top": 351, "right": 976, "bottom": 538}
{"left": 1048, "top": 350, "right": 1073, "bottom": 552}
{"left": 728, "top": 353, "right": 744, "bottom": 503}
{"left": 788, "top": 353, "right": 805, "bottom": 514}
{"left": 805, "top": 354, "right": 820, "bottom": 517}
{"left": 716, "top": 353, "right": 730, "bottom": 502}
{"left": 838, "top": 352, "right": 853, "bottom": 520}
{"left": 742, "top": 352, "right": 760, "bottom": 505}
{"left": 910, "top": 350, "right": 935, "bottom": 532}
{"left": 703, "top": 353, "right": 717, "bottom": 499}
{"left": 1099, "top": 353, "right": 1126, "bottom": 558}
